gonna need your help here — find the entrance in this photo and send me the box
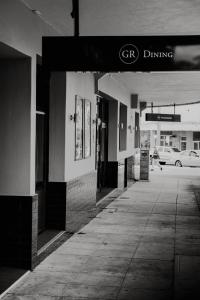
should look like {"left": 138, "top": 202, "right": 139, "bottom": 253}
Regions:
{"left": 96, "top": 97, "right": 112, "bottom": 201}
{"left": 35, "top": 60, "right": 49, "bottom": 235}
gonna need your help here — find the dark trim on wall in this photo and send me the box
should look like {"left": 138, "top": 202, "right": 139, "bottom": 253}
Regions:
{"left": 46, "top": 182, "right": 67, "bottom": 230}
{"left": 107, "top": 162, "right": 118, "bottom": 187}
{"left": 66, "top": 171, "right": 97, "bottom": 233}
{"left": 0, "top": 195, "right": 38, "bottom": 270}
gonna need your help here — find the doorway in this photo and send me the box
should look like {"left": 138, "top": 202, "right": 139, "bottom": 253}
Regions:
{"left": 35, "top": 59, "right": 50, "bottom": 246}
{"left": 96, "top": 97, "right": 112, "bottom": 201}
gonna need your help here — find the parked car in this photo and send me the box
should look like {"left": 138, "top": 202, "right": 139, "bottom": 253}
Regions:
{"left": 150, "top": 146, "right": 181, "bottom": 165}
{"left": 175, "top": 150, "right": 200, "bottom": 167}
{"left": 193, "top": 150, "right": 200, "bottom": 157}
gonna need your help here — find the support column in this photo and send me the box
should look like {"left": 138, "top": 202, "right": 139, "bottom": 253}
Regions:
{"left": 47, "top": 72, "right": 67, "bottom": 230}
{"left": 0, "top": 57, "right": 37, "bottom": 269}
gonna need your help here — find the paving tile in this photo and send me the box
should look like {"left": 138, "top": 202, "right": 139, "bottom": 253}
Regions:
{"left": 93, "top": 249, "right": 134, "bottom": 258}
{"left": 98, "top": 242, "right": 138, "bottom": 252}
{"left": 175, "top": 228, "right": 200, "bottom": 238}
{"left": 177, "top": 204, "right": 199, "bottom": 216}
{"left": 176, "top": 215, "right": 200, "bottom": 227}
{"left": 141, "top": 235, "right": 175, "bottom": 244}
{"left": 152, "top": 203, "right": 176, "bottom": 215}
{"left": 174, "top": 289, "right": 199, "bottom": 300}
{"left": 10, "top": 283, "right": 119, "bottom": 299}
{"left": 143, "top": 226, "right": 175, "bottom": 238}
{"left": 117, "top": 288, "right": 173, "bottom": 300}
{"left": 74, "top": 272, "right": 124, "bottom": 287}
{"left": 80, "top": 256, "right": 131, "bottom": 275}
{"left": 175, "top": 240, "right": 200, "bottom": 256}
{"left": 149, "top": 214, "right": 176, "bottom": 223}
{"left": 103, "top": 233, "right": 141, "bottom": 245}
{"left": 175, "top": 255, "right": 200, "bottom": 279}
{"left": 35, "top": 254, "right": 89, "bottom": 272}
{"left": 123, "top": 259, "right": 173, "bottom": 290}
{"left": 56, "top": 246, "right": 96, "bottom": 256}
{"left": 134, "top": 242, "right": 174, "bottom": 260}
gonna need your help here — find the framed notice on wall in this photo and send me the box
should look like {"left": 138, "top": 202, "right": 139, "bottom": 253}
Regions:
{"left": 75, "top": 95, "right": 83, "bottom": 160}
{"left": 84, "top": 99, "right": 91, "bottom": 158}
{"left": 75, "top": 96, "right": 91, "bottom": 160}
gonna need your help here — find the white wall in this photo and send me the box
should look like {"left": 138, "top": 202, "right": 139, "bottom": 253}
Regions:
{"left": 49, "top": 72, "right": 66, "bottom": 182}
{"left": 65, "top": 72, "right": 96, "bottom": 181}
{"left": 0, "top": 0, "right": 58, "bottom": 57}
{"left": 0, "top": 59, "right": 31, "bottom": 195}
{"left": 0, "top": 0, "right": 63, "bottom": 195}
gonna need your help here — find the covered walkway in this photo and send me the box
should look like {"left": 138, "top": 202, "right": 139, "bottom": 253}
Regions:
{"left": 3, "top": 167, "right": 200, "bottom": 300}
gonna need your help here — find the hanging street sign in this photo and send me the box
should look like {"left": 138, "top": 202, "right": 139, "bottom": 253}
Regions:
{"left": 145, "top": 113, "right": 181, "bottom": 122}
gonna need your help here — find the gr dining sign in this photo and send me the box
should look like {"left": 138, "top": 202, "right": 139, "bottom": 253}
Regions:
{"left": 43, "top": 36, "right": 200, "bottom": 71}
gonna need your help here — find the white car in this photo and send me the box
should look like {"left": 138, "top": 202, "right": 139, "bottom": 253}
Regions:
{"left": 175, "top": 150, "right": 200, "bottom": 167}
{"left": 150, "top": 146, "right": 181, "bottom": 165}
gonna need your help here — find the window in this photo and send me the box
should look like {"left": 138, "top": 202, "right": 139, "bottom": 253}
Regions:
{"left": 84, "top": 99, "right": 91, "bottom": 158}
{"left": 193, "top": 132, "right": 200, "bottom": 141}
{"left": 160, "top": 135, "right": 173, "bottom": 147}
{"left": 75, "top": 96, "right": 84, "bottom": 160}
{"left": 194, "top": 141, "right": 200, "bottom": 150}
{"left": 190, "top": 151, "right": 198, "bottom": 157}
{"left": 160, "top": 131, "right": 172, "bottom": 135}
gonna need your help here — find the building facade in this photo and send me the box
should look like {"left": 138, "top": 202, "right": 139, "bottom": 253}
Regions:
{"left": 0, "top": 1, "right": 140, "bottom": 277}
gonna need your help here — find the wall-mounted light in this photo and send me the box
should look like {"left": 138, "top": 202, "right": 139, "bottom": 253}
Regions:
{"left": 128, "top": 125, "right": 133, "bottom": 133}
{"left": 69, "top": 114, "right": 76, "bottom": 122}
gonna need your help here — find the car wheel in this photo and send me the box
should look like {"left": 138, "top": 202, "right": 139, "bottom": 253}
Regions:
{"left": 175, "top": 160, "right": 182, "bottom": 167}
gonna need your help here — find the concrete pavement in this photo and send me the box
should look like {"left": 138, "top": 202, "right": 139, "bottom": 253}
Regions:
{"left": 2, "top": 166, "right": 200, "bottom": 300}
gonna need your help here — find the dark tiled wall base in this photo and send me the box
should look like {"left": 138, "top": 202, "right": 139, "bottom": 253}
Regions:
{"left": 46, "top": 182, "right": 67, "bottom": 230}
{"left": 0, "top": 195, "right": 38, "bottom": 270}
{"left": 66, "top": 171, "right": 97, "bottom": 233}
{"left": 106, "top": 162, "right": 118, "bottom": 188}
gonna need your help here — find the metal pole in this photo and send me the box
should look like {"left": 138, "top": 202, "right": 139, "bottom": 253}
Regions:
{"left": 71, "top": 0, "right": 79, "bottom": 37}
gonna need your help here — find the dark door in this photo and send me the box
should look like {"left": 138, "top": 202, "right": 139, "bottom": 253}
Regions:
{"left": 135, "top": 112, "right": 140, "bottom": 148}
{"left": 96, "top": 97, "right": 109, "bottom": 191}
{"left": 36, "top": 113, "right": 48, "bottom": 233}
{"left": 36, "top": 60, "right": 49, "bottom": 233}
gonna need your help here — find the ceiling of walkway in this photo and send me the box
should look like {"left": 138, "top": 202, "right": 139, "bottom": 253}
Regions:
{"left": 19, "top": 0, "right": 200, "bottom": 105}
{"left": 20, "top": 0, "right": 200, "bottom": 35}
{"left": 111, "top": 72, "right": 200, "bottom": 106}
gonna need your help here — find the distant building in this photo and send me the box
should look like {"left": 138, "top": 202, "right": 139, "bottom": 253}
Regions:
{"left": 140, "top": 104, "right": 200, "bottom": 150}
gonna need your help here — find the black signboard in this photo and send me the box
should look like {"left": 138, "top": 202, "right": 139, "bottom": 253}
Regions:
{"left": 42, "top": 36, "right": 200, "bottom": 71}
{"left": 145, "top": 113, "right": 181, "bottom": 122}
